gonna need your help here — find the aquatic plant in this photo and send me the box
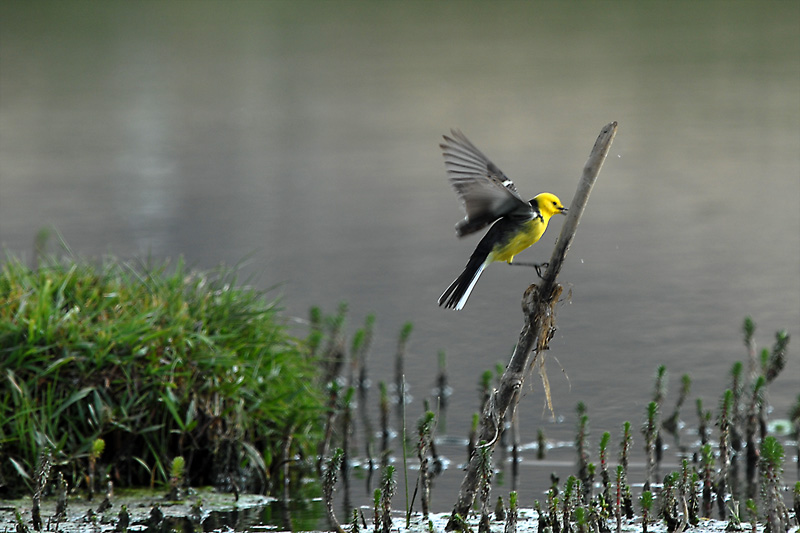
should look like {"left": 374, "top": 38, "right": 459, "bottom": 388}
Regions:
{"left": 642, "top": 402, "right": 658, "bottom": 489}
{"left": 379, "top": 465, "right": 396, "bottom": 533}
{"left": 700, "top": 443, "right": 715, "bottom": 517}
{"left": 322, "top": 448, "right": 345, "bottom": 533}
{"left": 416, "top": 411, "right": 436, "bottom": 517}
{"left": 598, "top": 431, "right": 611, "bottom": 506}
{"left": 504, "top": 492, "right": 517, "bottom": 533}
{"left": 759, "top": 436, "right": 789, "bottom": 531}
{"left": 617, "top": 421, "right": 634, "bottom": 521}
{"left": 575, "top": 402, "right": 591, "bottom": 504}
{"left": 166, "top": 456, "right": 185, "bottom": 501}
{"left": 476, "top": 443, "right": 493, "bottom": 533}
{"left": 639, "top": 490, "right": 653, "bottom": 533}
{"left": 0, "top": 254, "right": 325, "bottom": 496}
{"left": 86, "top": 438, "right": 105, "bottom": 501}
{"left": 717, "top": 389, "right": 734, "bottom": 519}
{"left": 395, "top": 322, "right": 414, "bottom": 409}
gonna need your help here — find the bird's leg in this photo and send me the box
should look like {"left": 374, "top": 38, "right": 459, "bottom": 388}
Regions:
{"left": 507, "top": 261, "right": 549, "bottom": 279}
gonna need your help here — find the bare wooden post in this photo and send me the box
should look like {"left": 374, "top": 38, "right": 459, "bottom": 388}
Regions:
{"left": 445, "top": 122, "right": 618, "bottom": 529}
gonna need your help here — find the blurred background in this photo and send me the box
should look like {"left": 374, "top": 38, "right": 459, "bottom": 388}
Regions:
{"left": 2, "top": 0, "right": 798, "bottom": 513}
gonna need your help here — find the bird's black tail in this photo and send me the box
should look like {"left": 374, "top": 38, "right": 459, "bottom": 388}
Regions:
{"left": 438, "top": 254, "right": 488, "bottom": 310}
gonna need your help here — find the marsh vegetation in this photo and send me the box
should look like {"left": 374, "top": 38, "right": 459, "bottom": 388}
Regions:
{"left": 1, "top": 254, "right": 797, "bottom": 532}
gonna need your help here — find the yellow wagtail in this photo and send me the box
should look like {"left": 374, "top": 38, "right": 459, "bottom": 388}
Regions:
{"left": 438, "top": 130, "right": 568, "bottom": 310}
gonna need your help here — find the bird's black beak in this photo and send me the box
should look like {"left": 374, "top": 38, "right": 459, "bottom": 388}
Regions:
{"left": 559, "top": 206, "right": 569, "bottom": 215}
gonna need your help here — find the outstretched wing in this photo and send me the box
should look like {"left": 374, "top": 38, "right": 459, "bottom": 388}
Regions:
{"left": 441, "top": 130, "right": 530, "bottom": 237}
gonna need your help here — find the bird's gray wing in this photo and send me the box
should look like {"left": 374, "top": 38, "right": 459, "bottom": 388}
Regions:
{"left": 441, "top": 130, "right": 530, "bottom": 237}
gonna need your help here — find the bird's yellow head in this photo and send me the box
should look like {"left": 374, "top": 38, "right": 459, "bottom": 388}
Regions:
{"left": 531, "top": 192, "right": 568, "bottom": 218}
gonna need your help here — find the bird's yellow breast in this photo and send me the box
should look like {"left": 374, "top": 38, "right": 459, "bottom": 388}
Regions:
{"left": 489, "top": 218, "right": 548, "bottom": 264}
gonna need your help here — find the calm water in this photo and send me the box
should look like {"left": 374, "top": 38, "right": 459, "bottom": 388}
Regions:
{"left": 2, "top": 0, "right": 798, "bottom": 524}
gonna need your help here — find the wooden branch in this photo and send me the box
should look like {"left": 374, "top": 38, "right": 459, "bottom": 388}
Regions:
{"left": 542, "top": 121, "right": 618, "bottom": 287}
{"left": 445, "top": 122, "right": 618, "bottom": 530}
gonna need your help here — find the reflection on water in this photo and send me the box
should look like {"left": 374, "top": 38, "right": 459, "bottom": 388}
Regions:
{"left": 204, "top": 499, "right": 327, "bottom": 532}
{"left": 1, "top": 0, "right": 798, "bottom": 522}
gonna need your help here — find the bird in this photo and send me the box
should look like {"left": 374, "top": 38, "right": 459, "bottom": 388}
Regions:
{"left": 438, "top": 130, "right": 568, "bottom": 310}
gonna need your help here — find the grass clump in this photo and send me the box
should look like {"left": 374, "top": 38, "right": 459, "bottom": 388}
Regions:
{"left": 0, "top": 254, "right": 324, "bottom": 497}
